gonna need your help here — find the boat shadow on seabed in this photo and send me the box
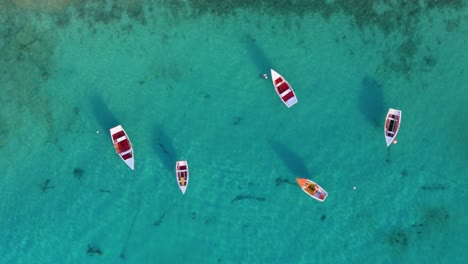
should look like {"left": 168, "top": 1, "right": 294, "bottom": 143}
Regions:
{"left": 152, "top": 123, "right": 178, "bottom": 171}
{"left": 358, "top": 76, "right": 386, "bottom": 128}
{"left": 269, "top": 140, "right": 312, "bottom": 185}
{"left": 245, "top": 34, "right": 275, "bottom": 80}
{"left": 89, "top": 94, "right": 120, "bottom": 131}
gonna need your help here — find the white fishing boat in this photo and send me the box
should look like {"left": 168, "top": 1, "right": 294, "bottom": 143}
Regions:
{"left": 270, "top": 69, "right": 298, "bottom": 108}
{"left": 110, "top": 125, "right": 134, "bottom": 170}
{"left": 384, "top": 108, "right": 402, "bottom": 147}
{"left": 176, "top": 160, "right": 189, "bottom": 194}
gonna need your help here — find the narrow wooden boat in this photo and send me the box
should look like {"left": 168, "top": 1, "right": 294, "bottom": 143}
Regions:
{"left": 110, "top": 125, "right": 134, "bottom": 170}
{"left": 384, "top": 108, "right": 402, "bottom": 147}
{"left": 270, "top": 69, "right": 298, "bottom": 108}
{"left": 296, "top": 178, "right": 328, "bottom": 202}
{"left": 176, "top": 160, "right": 189, "bottom": 194}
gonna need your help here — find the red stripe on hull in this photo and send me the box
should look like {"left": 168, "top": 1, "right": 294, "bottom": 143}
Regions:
{"left": 122, "top": 152, "right": 133, "bottom": 160}
{"left": 282, "top": 91, "right": 294, "bottom": 102}
{"left": 274, "top": 77, "right": 284, "bottom": 85}
{"left": 116, "top": 139, "right": 131, "bottom": 153}
{"left": 277, "top": 82, "right": 289, "bottom": 94}
{"left": 112, "top": 131, "right": 125, "bottom": 140}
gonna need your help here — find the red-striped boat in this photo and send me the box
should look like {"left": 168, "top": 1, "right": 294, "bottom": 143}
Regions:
{"left": 176, "top": 161, "right": 189, "bottom": 194}
{"left": 271, "top": 69, "right": 298, "bottom": 108}
{"left": 110, "top": 125, "right": 134, "bottom": 170}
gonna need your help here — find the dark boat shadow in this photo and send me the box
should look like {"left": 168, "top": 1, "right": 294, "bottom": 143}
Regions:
{"left": 89, "top": 94, "right": 120, "bottom": 131}
{"left": 269, "top": 140, "right": 310, "bottom": 178}
{"left": 152, "top": 123, "right": 178, "bottom": 171}
{"left": 358, "top": 76, "right": 386, "bottom": 127}
{"left": 245, "top": 34, "right": 274, "bottom": 78}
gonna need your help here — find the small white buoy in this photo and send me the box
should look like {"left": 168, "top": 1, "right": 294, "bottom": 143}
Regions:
{"left": 263, "top": 73, "right": 268, "bottom": 79}
{"left": 353, "top": 186, "right": 357, "bottom": 190}
{"left": 393, "top": 139, "right": 398, "bottom": 144}
{"left": 96, "top": 130, "right": 100, "bottom": 134}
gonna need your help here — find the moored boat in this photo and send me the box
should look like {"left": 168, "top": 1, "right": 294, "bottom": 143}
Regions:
{"left": 384, "top": 108, "right": 402, "bottom": 147}
{"left": 110, "top": 125, "right": 134, "bottom": 170}
{"left": 296, "top": 178, "right": 328, "bottom": 202}
{"left": 270, "top": 69, "right": 298, "bottom": 108}
{"left": 176, "top": 160, "right": 189, "bottom": 194}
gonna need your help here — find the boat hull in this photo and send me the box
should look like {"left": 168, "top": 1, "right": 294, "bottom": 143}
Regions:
{"left": 271, "top": 69, "right": 298, "bottom": 108}
{"left": 296, "top": 178, "right": 328, "bottom": 202}
{"left": 384, "top": 108, "right": 402, "bottom": 147}
{"left": 110, "top": 125, "right": 134, "bottom": 170}
{"left": 176, "top": 161, "right": 189, "bottom": 194}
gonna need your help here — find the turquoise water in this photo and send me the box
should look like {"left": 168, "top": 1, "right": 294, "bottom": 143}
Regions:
{"left": 1, "top": 1, "right": 467, "bottom": 263}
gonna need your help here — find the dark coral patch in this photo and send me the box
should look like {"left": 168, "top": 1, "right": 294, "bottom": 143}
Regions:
{"left": 73, "top": 106, "right": 80, "bottom": 115}
{"left": 74, "top": 167, "right": 85, "bottom": 179}
{"left": 231, "top": 195, "right": 266, "bottom": 203}
{"left": 387, "top": 230, "right": 408, "bottom": 248}
{"left": 233, "top": 116, "right": 243, "bottom": 126}
{"left": 422, "top": 206, "right": 449, "bottom": 225}
{"left": 40, "top": 179, "right": 55, "bottom": 193}
{"left": 426, "top": 0, "right": 464, "bottom": 10}
{"left": 401, "top": 169, "right": 408, "bottom": 177}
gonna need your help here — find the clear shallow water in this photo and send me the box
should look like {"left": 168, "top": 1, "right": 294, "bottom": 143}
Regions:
{"left": 0, "top": 1, "right": 467, "bottom": 263}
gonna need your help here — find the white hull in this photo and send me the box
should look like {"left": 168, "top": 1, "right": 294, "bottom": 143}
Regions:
{"left": 176, "top": 161, "right": 189, "bottom": 194}
{"left": 297, "top": 178, "right": 328, "bottom": 202}
{"left": 110, "top": 125, "right": 134, "bottom": 170}
{"left": 271, "top": 69, "right": 298, "bottom": 108}
{"left": 384, "top": 108, "right": 402, "bottom": 147}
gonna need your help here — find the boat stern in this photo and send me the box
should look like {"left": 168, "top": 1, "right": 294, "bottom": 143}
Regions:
{"left": 286, "top": 97, "right": 298, "bottom": 108}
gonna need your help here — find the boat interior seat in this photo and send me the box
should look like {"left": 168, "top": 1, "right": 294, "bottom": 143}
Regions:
{"left": 280, "top": 89, "right": 291, "bottom": 97}
{"left": 116, "top": 136, "right": 127, "bottom": 143}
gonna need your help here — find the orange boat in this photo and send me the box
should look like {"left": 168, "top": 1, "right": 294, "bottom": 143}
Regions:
{"left": 296, "top": 178, "right": 328, "bottom": 202}
{"left": 110, "top": 125, "right": 134, "bottom": 170}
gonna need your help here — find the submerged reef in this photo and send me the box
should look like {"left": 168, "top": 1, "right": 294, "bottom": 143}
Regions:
{"left": 184, "top": 0, "right": 462, "bottom": 79}
{"left": 275, "top": 177, "right": 295, "bottom": 187}
{"left": 86, "top": 244, "right": 102, "bottom": 256}
{"left": 400, "top": 169, "right": 408, "bottom": 177}
{"left": 231, "top": 195, "right": 266, "bottom": 203}
{"left": 0, "top": 10, "right": 57, "bottom": 147}
{"left": 232, "top": 116, "right": 243, "bottom": 126}
{"left": 0, "top": 0, "right": 464, "bottom": 149}
{"left": 204, "top": 216, "right": 216, "bottom": 225}
{"left": 422, "top": 206, "right": 449, "bottom": 225}
{"left": 39, "top": 179, "right": 55, "bottom": 193}
{"left": 385, "top": 205, "right": 450, "bottom": 250}
{"left": 153, "top": 211, "right": 167, "bottom": 226}
{"left": 0, "top": 114, "right": 9, "bottom": 149}
{"left": 387, "top": 230, "right": 408, "bottom": 248}
{"left": 420, "top": 184, "right": 446, "bottom": 191}
{"left": 73, "top": 167, "right": 84, "bottom": 180}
